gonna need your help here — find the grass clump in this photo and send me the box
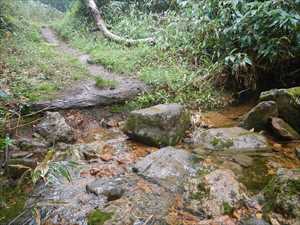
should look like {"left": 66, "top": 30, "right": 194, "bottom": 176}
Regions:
{"left": 94, "top": 77, "right": 117, "bottom": 89}
{"left": 88, "top": 209, "right": 113, "bottom": 225}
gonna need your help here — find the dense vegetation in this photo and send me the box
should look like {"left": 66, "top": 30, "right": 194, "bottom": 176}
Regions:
{"left": 1, "top": 0, "right": 300, "bottom": 122}
{"left": 58, "top": 0, "right": 300, "bottom": 90}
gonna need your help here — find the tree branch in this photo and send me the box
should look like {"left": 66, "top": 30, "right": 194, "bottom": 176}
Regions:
{"left": 84, "top": 0, "right": 155, "bottom": 46}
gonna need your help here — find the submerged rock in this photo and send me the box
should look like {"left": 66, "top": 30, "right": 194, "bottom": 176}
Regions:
{"left": 123, "top": 103, "right": 190, "bottom": 147}
{"left": 240, "top": 101, "right": 278, "bottom": 131}
{"left": 260, "top": 87, "right": 300, "bottom": 132}
{"left": 35, "top": 112, "right": 74, "bottom": 144}
{"left": 192, "top": 127, "right": 269, "bottom": 151}
{"left": 270, "top": 117, "right": 300, "bottom": 140}
{"left": 133, "top": 147, "right": 194, "bottom": 192}
{"left": 263, "top": 168, "right": 300, "bottom": 220}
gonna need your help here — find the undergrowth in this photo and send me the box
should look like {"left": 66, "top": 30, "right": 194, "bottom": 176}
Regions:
{"left": 55, "top": 0, "right": 300, "bottom": 98}
{"left": 53, "top": 0, "right": 226, "bottom": 111}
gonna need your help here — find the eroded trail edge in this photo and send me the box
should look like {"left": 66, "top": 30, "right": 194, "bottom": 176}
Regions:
{"left": 31, "top": 27, "right": 147, "bottom": 111}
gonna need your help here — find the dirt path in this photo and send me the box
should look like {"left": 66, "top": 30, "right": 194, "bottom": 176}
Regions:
{"left": 31, "top": 27, "right": 147, "bottom": 111}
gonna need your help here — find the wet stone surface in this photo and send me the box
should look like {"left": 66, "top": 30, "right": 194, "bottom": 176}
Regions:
{"left": 192, "top": 127, "right": 270, "bottom": 151}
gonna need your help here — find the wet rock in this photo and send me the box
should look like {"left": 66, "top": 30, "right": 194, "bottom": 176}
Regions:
{"left": 241, "top": 101, "right": 278, "bottom": 131}
{"left": 240, "top": 217, "right": 271, "bottom": 225}
{"left": 133, "top": 147, "right": 194, "bottom": 192}
{"left": 204, "top": 169, "right": 245, "bottom": 216}
{"left": 270, "top": 117, "right": 300, "bottom": 140}
{"left": 35, "top": 112, "right": 74, "bottom": 143}
{"left": 185, "top": 169, "right": 246, "bottom": 217}
{"left": 232, "top": 154, "right": 254, "bottom": 168}
{"left": 104, "top": 178, "right": 175, "bottom": 225}
{"left": 86, "top": 177, "right": 125, "bottom": 201}
{"left": 192, "top": 127, "right": 269, "bottom": 151}
{"left": 17, "top": 136, "right": 49, "bottom": 151}
{"left": 295, "top": 148, "right": 300, "bottom": 160}
{"left": 260, "top": 87, "right": 300, "bottom": 132}
{"left": 263, "top": 168, "right": 300, "bottom": 219}
{"left": 123, "top": 104, "right": 190, "bottom": 147}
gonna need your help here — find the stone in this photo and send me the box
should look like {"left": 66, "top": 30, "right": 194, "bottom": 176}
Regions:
{"left": 263, "top": 168, "right": 300, "bottom": 219}
{"left": 86, "top": 177, "right": 125, "bottom": 201}
{"left": 204, "top": 169, "right": 245, "bottom": 216}
{"left": 241, "top": 101, "right": 278, "bottom": 131}
{"left": 295, "top": 148, "right": 300, "bottom": 160}
{"left": 270, "top": 117, "right": 300, "bottom": 140}
{"left": 35, "top": 112, "right": 74, "bottom": 143}
{"left": 123, "top": 104, "right": 190, "bottom": 147}
{"left": 232, "top": 154, "right": 254, "bottom": 168}
{"left": 185, "top": 169, "right": 246, "bottom": 217}
{"left": 17, "top": 137, "right": 49, "bottom": 151}
{"left": 260, "top": 87, "right": 300, "bottom": 132}
{"left": 133, "top": 147, "right": 194, "bottom": 192}
{"left": 192, "top": 127, "right": 269, "bottom": 151}
{"left": 240, "top": 217, "right": 271, "bottom": 225}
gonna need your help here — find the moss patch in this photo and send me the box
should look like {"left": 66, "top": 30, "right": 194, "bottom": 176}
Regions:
{"left": 238, "top": 157, "right": 273, "bottom": 194}
{"left": 88, "top": 209, "right": 113, "bottom": 225}
{"left": 210, "top": 137, "right": 234, "bottom": 149}
{"left": 223, "top": 202, "right": 234, "bottom": 215}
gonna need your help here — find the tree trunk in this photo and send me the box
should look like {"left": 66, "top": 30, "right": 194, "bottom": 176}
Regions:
{"left": 84, "top": 0, "right": 155, "bottom": 46}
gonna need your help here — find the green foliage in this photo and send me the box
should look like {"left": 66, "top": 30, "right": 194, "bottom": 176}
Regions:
{"left": 165, "top": 0, "right": 300, "bottom": 89}
{"left": 53, "top": 1, "right": 226, "bottom": 110}
{"left": 86, "top": 0, "right": 300, "bottom": 90}
{"left": 94, "top": 77, "right": 117, "bottom": 89}
{"left": 0, "top": 136, "right": 12, "bottom": 152}
{"left": 31, "top": 150, "right": 79, "bottom": 185}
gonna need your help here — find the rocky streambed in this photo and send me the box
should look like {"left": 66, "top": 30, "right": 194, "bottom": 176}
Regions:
{"left": 1, "top": 91, "right": 300, "bottom": 225}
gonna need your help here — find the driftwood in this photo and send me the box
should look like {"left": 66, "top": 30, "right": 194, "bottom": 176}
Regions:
{"left": 84, "top": 0, "right": 155, "bottom": 46}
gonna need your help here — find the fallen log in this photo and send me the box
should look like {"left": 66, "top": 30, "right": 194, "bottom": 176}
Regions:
{"left": 84, "top": 0, "right": 155, "bottom": 46}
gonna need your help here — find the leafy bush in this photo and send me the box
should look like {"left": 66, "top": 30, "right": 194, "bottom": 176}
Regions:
{"left": 164, "top": 0, "right": 300, "bottom": 89}
{"left": 74, "top": 0, "right": 300, "bottom": 90}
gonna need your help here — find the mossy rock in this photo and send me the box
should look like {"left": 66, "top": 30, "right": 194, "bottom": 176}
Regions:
{"left": 88, "top": 209, "right": 113, "bottom": 225}
{"left": 240, "top": 101, "right": 278, "bottom": 131}
{"left": 123, "top": 104, "right": 190, "bottom": 147}
{"left": 263, "top": 168, "right": 300, "bottom": 219}
{"left": 193, "top": 127, "right": 269, "bottom": 151}
{"left": 260, "top": 88, "right": 300, "bottom": 132}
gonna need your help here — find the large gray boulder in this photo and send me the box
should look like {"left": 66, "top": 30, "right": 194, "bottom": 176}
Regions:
{"left": 133, "top": 147, "right": 194, "bottom": 192}
{"left": 260, "top": 87, "right": 300, "bottom": 132}
{"left": 123, "top": 104, "right": 190, "bottom": 147}
{"left": 240, "top": 101, "right": 278, "bottom": 131}
{"left": 192, "top": 127, "right": 269, "bottom": 151}
{"left": 35, "top": 112, "right": 74, "bottom": 144}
